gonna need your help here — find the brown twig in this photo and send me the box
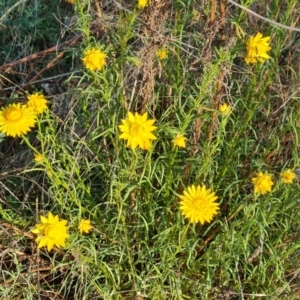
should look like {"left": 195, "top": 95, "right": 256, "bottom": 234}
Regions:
{"left": 22, "top": 52, "right": 65, "bottom": 89}
{"left": 0, "top": 25, "right": 105, "bottom": 71}
{"left": 210, "top": 0, "right": 216, "bottom": 23}
{"left": 0, "top": 34, "right": 82, "bottom": 72}
{"left": 1, "top": 221, "right": 34, "bottom": 239}
{"left": 227, "top": 0, "right": 300, "bottom": 32}
{"left": 220, "top": 0, "right": 226, "bottom": 41}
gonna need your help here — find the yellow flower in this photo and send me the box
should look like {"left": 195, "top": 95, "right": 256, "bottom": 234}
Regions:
{"left": 219, "top": 103, "right": 231, "bottom": 115}
{"left": 78, "top": 219, "right": 93, "bottom": 234}
{"left": 138, "top": 0, "right": 151, "bottom": 8}
{"left": 34, "top": 153, "right": 44, "bottom": 162}
{"left": 0, "top": 103, "right": 36, "bottom": 137}
{"left": 82, "top": 48, "right": 107, "bottom": 71}
{"left": 252, "top": 171, "right": 274, "bottom": 195}
{"left": 66, "top": 0, "right": 75, "bottom": 3}
{"left": 179, "top": 185, "right": 220, "bottom": 224}
{"left": 156, "top": 48, "right": 168, "bottom": 60}
{"left": 172, "top": 134, "right": 187, "bottom": 148}
{"left": 281, "top": 169, "right": 296, "bottom": 184}
{"left": 119, "top": 112, "right": 157, "bottom": 150}
{"left": 31, "top": 212, "right": 70, "bottom": 251}
{"left": 27, "top": 93, "right": 48, "bottom": 114}
{"left": 245, "top": 32, "right": 271, "bottom": 64}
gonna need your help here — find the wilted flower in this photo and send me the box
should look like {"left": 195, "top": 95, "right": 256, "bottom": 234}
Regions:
{"left": 179, "top": 185, "right": 220, "bottom": 224}
{"left": 252, "top": 171, "right": 274, "bottom": 194}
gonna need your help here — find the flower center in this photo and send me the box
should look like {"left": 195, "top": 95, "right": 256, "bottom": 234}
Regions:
{"left": 6, "top": 108, "right": 23, "bottom": 122}
{"left": 130, "top": 122, "right": 144, "bottom": 136}
{"left": 260, "top": 179, "right": 268, "bottom": 189}
{"left": 192, "top": 197, "right": 206, "bottom": 211}
{"left": 44, "top": 224, "right": 60, "bottom": 239}
{"left": 89, "top": 55, "right": 96, "bottom": 66}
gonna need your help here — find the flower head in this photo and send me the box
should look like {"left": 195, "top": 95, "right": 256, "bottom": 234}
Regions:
{"left": 0, "top": 103, "right": 36, "bottom": 137}
{"left": 156, "top": 48, "right": 168, "bottom": 60}
{"left": 179, "top": 185, "right": 220, "bottom": 224}
{"left": 138, "top": 0, "right": 151, "bottom": 8}
{"left": 245, "top": 32, "right": 271, "bottom": 64}
{"left": 31, "top": 212, "right": 70, "bottom": 251}
{"left": 252, "top": 171, "right": 274, "bottom": 194}
{"left": 78, "top": 219, "right": 93, "bottom": 234}
{"left": 119, "top": 112, "right": 157, "bottom": 150}
{"left": 27, "top": 93, "right": 48, "bottom": 114}
{"left": 281, "top": 169, "right": 296, "bottom": 184}
{"left": 66, "top": 0, "right": 75, "bottom": 3}
{"left": 82, "top": 48, "right": 107, "bottom": 71}
{"left": 34, "top": 153, "right": 44, "bottom": 162}
{"left": 219, "top": 103, "right": 231, "bottom": 115}
{"left": 172, "top": 134, "right": 187, "bottom": 148}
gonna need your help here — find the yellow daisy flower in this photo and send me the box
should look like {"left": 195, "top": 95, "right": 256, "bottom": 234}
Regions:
{"left": 252, "top": 171, "right": 274, "bottom": 195}
{"left": 281, "top": 169, "right": 296, "bottom": 184}
{"left": 219, "top": 103, "right": 231, "bottom": 115}
{"left": 78, "top": 219, "right": 93, "bottom": 234}
{"left": 82, "top": 47, "right": 107, "bottom": 71}
{"left": 27, "top": 93, "right": 48, "bottom": 114}
{"left": 179, "top": 185, "right": 220, "bottom": 224}
{"left": 0, "top": 103, "right": 36, "bottom": 137}
{"left": 172, "top": 134, "right": 187, "bottom": 148}
{"left": 119, "top": 112, "right": 157, "bottom": 150}
{"left": 138, "top": 0, "right": 151, "bottom": 8}
{"left": 31, "top": 212, "right": 70, "bottom": 251}
{"left": 156, "top": 48, "right": 168, "bottom": 60}
{"left": 245, "top": 32, "right": 271, "bottom": 64}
